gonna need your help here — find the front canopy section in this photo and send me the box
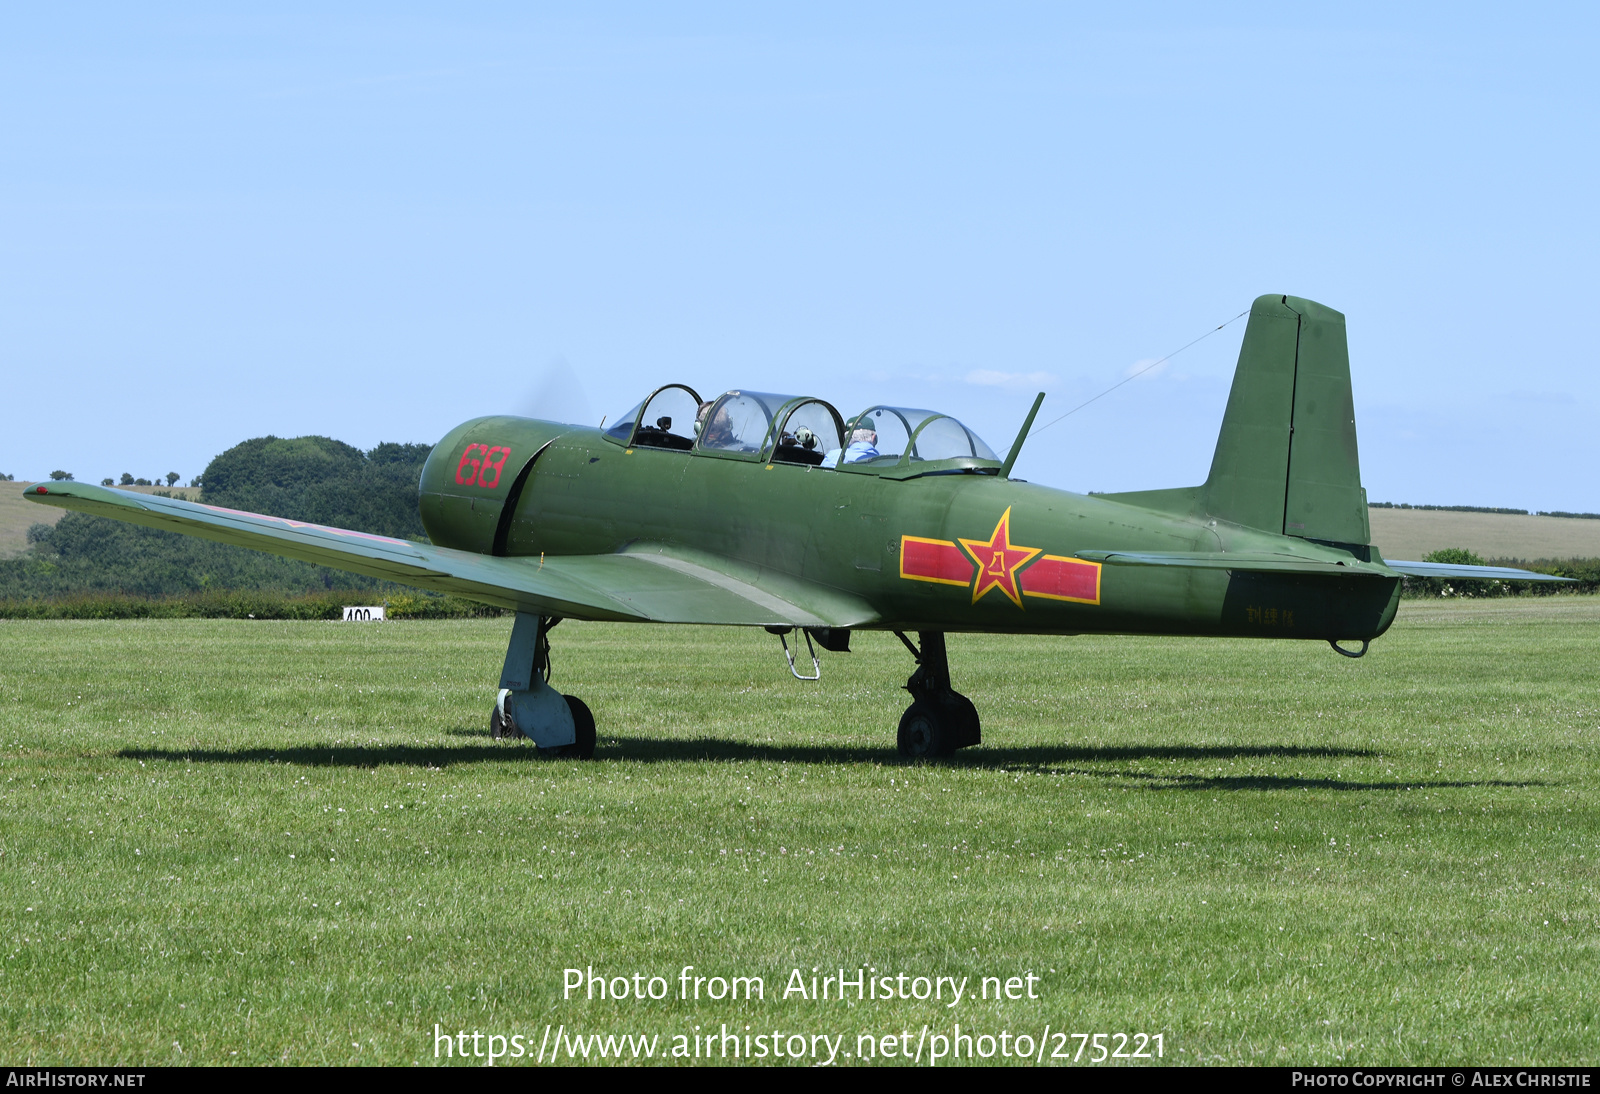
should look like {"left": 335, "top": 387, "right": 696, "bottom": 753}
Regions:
{"left": 603, "top": 384, "right": 704, "bottom": 450}
{"left": 830, "top": 406, "right": 1001, "bottom": 477}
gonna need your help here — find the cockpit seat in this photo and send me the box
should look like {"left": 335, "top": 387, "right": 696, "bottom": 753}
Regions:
{"left": 771, "top": 443, "right": 825, "bottom": 466}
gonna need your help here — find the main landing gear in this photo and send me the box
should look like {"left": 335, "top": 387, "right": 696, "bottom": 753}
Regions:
{"left": 489, "top": 612, "right": 596, "bottom": 759}
{"left": 894, "top": 631, "right": 980, "bottom": 759}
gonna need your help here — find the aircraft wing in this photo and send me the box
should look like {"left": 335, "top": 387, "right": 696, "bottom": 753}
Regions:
{"left": 1075, "top": 550, "right": 1573, "bottom": 583}
{"left": 22, "top": 483, "right": 879, "bottom": 627}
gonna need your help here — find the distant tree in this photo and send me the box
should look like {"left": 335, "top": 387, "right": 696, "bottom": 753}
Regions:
{"left": 1, "top": 511, "right": 394, "bottom": 600}
{"left": 134, "top": 478, "right": 151, "bottom": 486}
{"left": 101, "top": 478, "right": 114, "bottom": 486}
{"left": 49, "top": 471, "right": 73, "bottom": 481}
{"left": 120, "top": 473, "right": 135, "bottom": 485}
{"left": 189, "top": 475, "right": 203, "bottom": 487}
{"left": 1424, "top": 547, "right": 1486, "bottom": 567}
{"left": 166, "top": 472, "right": 181, "bottom": 487}
{"left": 200, "top": 436, "right": 433, "bottom": 539}
{"left": 2, "top": 473, "right": 13, "bottom": 481}
{"left": 1419, "top": 547, "right": 1493, "bottom": 598}
{"left": 366, "top": 442, "right": 434, "bottom": 466}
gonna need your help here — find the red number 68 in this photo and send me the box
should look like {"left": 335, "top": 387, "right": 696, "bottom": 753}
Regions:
{"left": 454, "top": 443, "right": 512, "bottom": 488}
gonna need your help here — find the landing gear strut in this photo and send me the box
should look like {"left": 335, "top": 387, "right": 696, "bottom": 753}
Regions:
{"left": 490, "top": 611, "right": 596, "bottom": 759}
{"left": 894, "top": 631, "right": 980, "bottom": 759}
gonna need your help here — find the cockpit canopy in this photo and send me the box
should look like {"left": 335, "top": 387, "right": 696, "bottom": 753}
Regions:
{"left": 602, "top": 386, "right": 1001, "bottom": 475}
{"left": 840, "top": 406, "right": 1000, "bottom": 465}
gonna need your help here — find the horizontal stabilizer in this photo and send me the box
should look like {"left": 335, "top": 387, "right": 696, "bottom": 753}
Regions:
{"left": 1076, "top": 548, "right": 1576, "bottom": 584}
{"left": 1383, "top": 560, "right": 1574, "bottom": 583}
{"left": 23, "top": 482, "right": 879, "bottom": 627}
{"left": 1074, "top": 550, "right": 1395, "bottom": 577}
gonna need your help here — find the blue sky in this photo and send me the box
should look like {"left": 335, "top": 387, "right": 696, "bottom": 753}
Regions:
{"left": 4, "top": 5, "right": 1596, "bottom": 510}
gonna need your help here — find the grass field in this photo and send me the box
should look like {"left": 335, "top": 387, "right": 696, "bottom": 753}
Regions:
{"left": 2, "top": 602, "right": 1598, "bottom": 1066}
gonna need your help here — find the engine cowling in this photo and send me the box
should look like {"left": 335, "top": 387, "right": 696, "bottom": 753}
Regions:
{"left": 419, "top": 416, "right": 572, "bottom": 554}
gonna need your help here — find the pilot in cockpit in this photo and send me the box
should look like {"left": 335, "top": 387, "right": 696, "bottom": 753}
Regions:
{"left": 695, "top": 401, "right": 737, "bottom": 450}
{"left": 820, "top": 424, "right": 879, "bottom": 468}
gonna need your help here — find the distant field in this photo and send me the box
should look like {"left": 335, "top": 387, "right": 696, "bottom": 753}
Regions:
{"left": 2, "top": 602, "right": 1597, "bottom": 1065}
{"left": 0, "top": 483, "right": 57, "bottom": 558}
{"left": 1368, "top": 508, "right": 1600, "bottom": 562}
{"left": 0, "top": 483, "right": 202, "bottom": 559}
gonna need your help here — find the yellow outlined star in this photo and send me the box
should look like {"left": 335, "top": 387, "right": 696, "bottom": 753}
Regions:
{"left": 957, "top": 507, "right": 1042, "bottom": 607}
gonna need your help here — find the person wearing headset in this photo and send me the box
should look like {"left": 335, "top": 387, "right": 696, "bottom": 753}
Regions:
{"left": 820, "top": 424, "right": 879, "bottom": 468}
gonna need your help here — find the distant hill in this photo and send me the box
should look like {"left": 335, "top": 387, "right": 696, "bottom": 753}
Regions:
{"left": 201, "top": 436, "right": 431, "bottom": 540}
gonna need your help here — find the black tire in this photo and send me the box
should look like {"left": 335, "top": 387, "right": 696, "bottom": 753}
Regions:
{"left": 947, "top": 692, "right": 981, "bottom": 749}
{"left": 563, "top": 695, "right": 597, "bottom": 760}
{"left": 490, "top": 702, "right": 520, "bottom": 740}
{"left": 897, "top": 700, "right": 951, "bottom": 759}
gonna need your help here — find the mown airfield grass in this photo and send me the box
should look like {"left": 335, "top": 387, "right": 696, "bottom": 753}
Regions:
{"left": 1, "top": 600, "right": 1597, "bottom": 1067}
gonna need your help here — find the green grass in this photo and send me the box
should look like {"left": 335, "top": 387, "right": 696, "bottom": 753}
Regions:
{"left": 2, "top": 601, "right": 1598, "bottom": 1066}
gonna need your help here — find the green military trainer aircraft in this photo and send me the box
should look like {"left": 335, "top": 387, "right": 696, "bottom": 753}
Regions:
{"left": 26, "top": 294, "right": 1568, "bottom": 759}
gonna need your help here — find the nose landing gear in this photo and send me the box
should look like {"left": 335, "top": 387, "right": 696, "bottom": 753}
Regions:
{"left": 491, "top": 611, "right": 596, "bottom": 758}
{"left": 894, "top": 631, "right": 980, "bottom": 759}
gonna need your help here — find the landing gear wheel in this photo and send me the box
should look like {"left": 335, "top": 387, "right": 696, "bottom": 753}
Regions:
{"left": 898, "top": 700, "right": 952, "bottom": 759}
{"left": 948, "top": 692, "right": 981, "bottom": 749}
{"left": 895, "top": 632, "right": 981, "bottom": 757}
{"left": 562, "top": 695, "right": 597, "bottom": 760}
{"left": 490, "top": 701, "right": 522, "bottom": 740}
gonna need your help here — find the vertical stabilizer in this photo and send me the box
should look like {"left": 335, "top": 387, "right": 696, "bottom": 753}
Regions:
{"left": 1202, "top": 294, "right": 1369, "bottom": 545}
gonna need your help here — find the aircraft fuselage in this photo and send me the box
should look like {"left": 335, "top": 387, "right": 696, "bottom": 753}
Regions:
{"left": 419, "top": 415, "right": 1401, "bottom": 643}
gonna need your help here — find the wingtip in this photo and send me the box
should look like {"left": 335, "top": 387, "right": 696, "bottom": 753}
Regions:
{"left": 22, "top": 481, "right": 142, "bottom": 506}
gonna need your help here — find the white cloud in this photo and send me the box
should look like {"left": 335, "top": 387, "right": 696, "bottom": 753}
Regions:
{"left": 963, "top": 369, "right": 1057, "bottom": 389}
{"left": 1125, "top": 357, "right": 1168, "bottom": 381}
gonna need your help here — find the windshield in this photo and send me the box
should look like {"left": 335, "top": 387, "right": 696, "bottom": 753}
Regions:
{"left": 603, "top": 401, "right": 646, "bottom": 444}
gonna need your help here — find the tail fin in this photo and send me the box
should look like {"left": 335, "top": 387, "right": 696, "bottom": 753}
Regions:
{"left": 1202, "top": 294, "right": 1369, "bottom": 545}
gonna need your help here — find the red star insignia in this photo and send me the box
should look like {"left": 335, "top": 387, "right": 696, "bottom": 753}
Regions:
{"left": 957, "top": 507, "right": 1042, "bottom": 608}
